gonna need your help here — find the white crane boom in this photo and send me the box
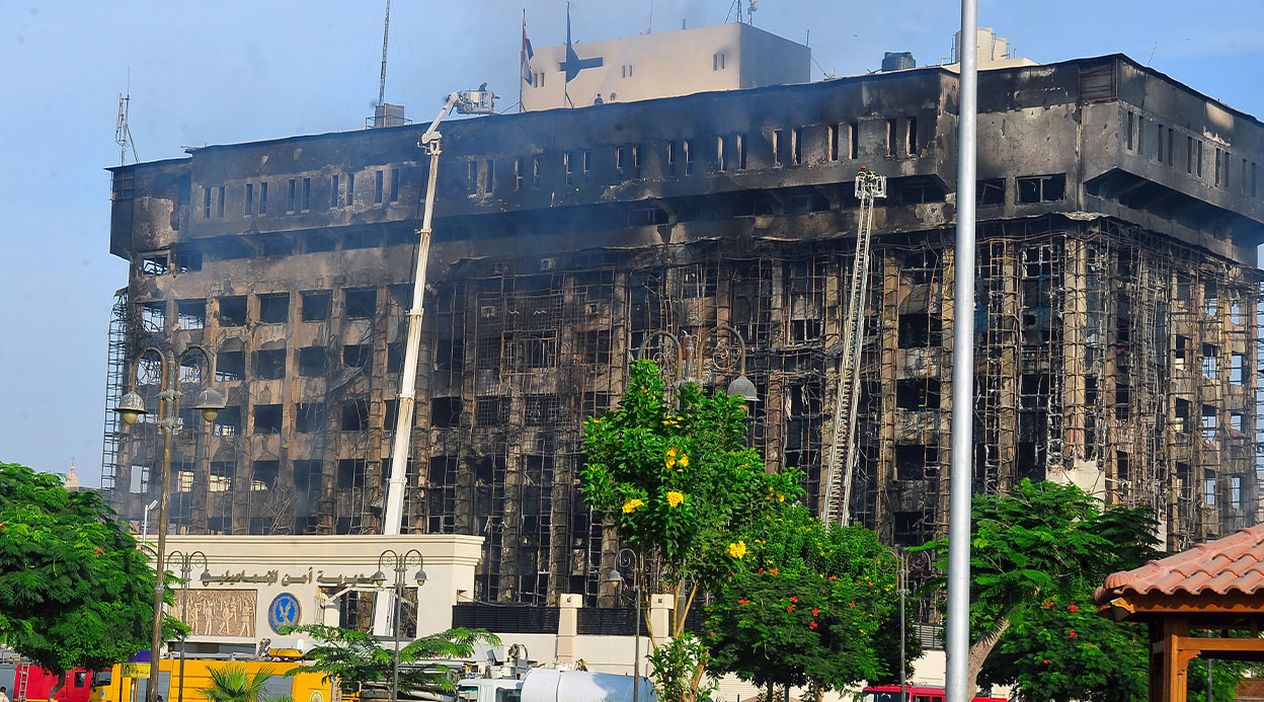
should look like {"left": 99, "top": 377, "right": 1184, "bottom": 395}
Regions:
{"left": 374, "top": 88, "right": 495, "bottom": 637}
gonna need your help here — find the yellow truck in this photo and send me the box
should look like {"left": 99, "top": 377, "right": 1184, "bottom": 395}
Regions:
{"left": 89, "top": 659, "right": 337, "bottom": 702}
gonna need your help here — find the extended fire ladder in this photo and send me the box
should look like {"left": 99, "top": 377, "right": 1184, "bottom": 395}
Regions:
{"left": 823, "top": 168, "right": 886, "bottom": 525}
{"left": 15, "top": 662, "right": 30, "bottom": 702}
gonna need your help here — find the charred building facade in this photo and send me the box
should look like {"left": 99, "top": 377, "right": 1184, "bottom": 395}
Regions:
{"left": 103, "top": 55, "right": 1264, "bottom": 605}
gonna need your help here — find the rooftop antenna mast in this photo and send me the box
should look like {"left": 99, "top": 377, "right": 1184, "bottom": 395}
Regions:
{"left": 377, "top": 0, "right": 391, "bottom": 108}
{"left": 114, "top": 72, "right": 138, "bottom": 166}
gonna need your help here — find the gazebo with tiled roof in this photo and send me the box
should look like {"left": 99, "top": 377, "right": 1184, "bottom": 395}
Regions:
{"left": 1095, "top": 524, "right": 1264, "bottom": 702}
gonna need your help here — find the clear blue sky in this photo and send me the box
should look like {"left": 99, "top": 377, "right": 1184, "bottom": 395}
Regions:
{"left": 1, "top": 1, "right": 1261, "bottom": 487}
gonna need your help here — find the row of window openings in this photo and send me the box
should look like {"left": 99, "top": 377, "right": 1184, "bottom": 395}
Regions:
{"left": 1124, "top": 111, "right": 1259, "bottom": 198}
{"left": 1196, "top": 472, "right": 1250, "bottom": 509}
{"left": 1173, "top": 338, "right": 1250, "bottom": 383}
{"left": 464, "top": 118, "right": 918, "bottom": 192}
{"left": 202, "top": 169, "right": 401, "bottom": 219}
{"left": 131, "top": 458, "right": 424, "bottom": 495}
{"left": 137, "top": 452, "right": 576, "bottom": 496}
{"left": 139, "top": 288, "right": 395, "bottom": 332}
{"left": 202, "top": 394, "right": 580, "bottom": 436}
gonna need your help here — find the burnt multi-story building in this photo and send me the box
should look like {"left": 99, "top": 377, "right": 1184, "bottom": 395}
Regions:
{"left": 103, "top": 52, "right": 1264, "bottom": 606}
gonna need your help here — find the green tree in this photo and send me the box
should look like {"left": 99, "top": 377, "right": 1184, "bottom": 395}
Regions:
{"left": 704, "top": 504, "right": 903, "bottom": 696}
{"left": 202, "top": 665, "right": 274, "bottom": 702}
{"left": 581, "top": 361, "right": 800, "bottom": 701}
{"left": 916, "top": 479, "right": 1159, "bottom": 699}
{"left": 284, "top": 625, "right": 500, "bottom": 695}
{"left": 0, "top": 462, "right": 168, "bottom": 691}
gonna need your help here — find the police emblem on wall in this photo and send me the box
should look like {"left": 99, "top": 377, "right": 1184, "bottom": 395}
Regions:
{"left": 268, "top": 592, "right": 301, "bottom": 633}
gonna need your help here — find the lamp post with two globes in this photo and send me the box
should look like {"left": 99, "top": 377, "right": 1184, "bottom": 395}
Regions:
{"left": 114, "top": 345, "right": 225, "bottom": 702}
{"left": 373, "top": 549, "right": 427, "bottom": 702}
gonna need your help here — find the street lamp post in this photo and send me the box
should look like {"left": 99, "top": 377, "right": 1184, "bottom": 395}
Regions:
{"left": 896, "top": 550, "right": 908, "bottom": 702}
{"left": 636, "top": 323, "right": 759, "bottom": 404}
{"left": 604, "top": 548, "right": 643, "bottom": 702}
{"left": 165, "top": 550, "right": 210, "bottom": 702}
{"left": 113, "top": 345, "right": 226, "bottom": 702}
{"left": 373, "top": 549, "right": 427, "bottom": 702}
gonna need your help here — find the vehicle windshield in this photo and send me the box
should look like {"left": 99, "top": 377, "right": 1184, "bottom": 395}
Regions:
{"left": 496, "top": 690, "right": 521, "bottom": 702}
{"left": 455, "top": 685, "right": 479, "bottom": 701}
{"left": 863, "top": 693, "right": 909, "bottom": 702}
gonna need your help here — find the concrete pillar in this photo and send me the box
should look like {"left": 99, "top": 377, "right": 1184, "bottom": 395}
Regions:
{"left": 557, "top": 593, "right": 583, "bottom": 663}
{"left": 649, "top": 594, "right": 673, "bottom": 646}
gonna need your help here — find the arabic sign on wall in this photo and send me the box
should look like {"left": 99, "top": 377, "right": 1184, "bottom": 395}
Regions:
{"left": 184, "top": 590, "right": 257, "bottom": 638}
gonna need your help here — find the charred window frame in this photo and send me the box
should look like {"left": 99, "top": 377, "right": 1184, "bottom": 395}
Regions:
{"left": 140, "top": 301, "right": 166, "bottom": 333}
{"left": 713, "top": 52, "right": 726, "bottom": 70}
{"left": 216, "top": 186, "right": 224, "bottom": 217}
{"left": 341, "top": 400, "right": 370, "bottom": 432}
{"left": 176, "top": 300, "right": 206, "bottom": 330}
{"left": 531, "top": 156, "right": 541, "bottom": 189}
{"left": 898, "top": 312, "right": 943, "bottom": 348}
{"left": 342, "top": 344, "right": 373, "bottom": 372}
{"left": 828, "top": 124, "right": 839, "bottom": 161}
{"left": 683, "top": 140, "right": 693, "bottom": 176}
{"left": 772, "top": 129, "right": 783, "bottom": 167}
{"left": 485, "top": 159, "right": 496, "bottom": 192}
{"left": 1016, "top": 174, "right": 1066, "bottom": 203}
{"left": 896, "top": 378, "right": 941, "bottom": 410}
{"left": 1125, "top": 111, "right": 1135, "bottom": 151}
{"left": 253, "top": 404, "right": 283, "bottom": 434}
{"left": 514, "top": 157, "right": 525, "bottom": 190}
{"left": 344, "top": 288, "right": 377, "bottom": 318}
{"left": 259, "top": 181, "right": 269, "bottom": 214}
{"left": 300, "top": 290, "right": 331, "bottom": 321}
{"left": 564, "top": 152, "right": 576, "bottom": 184}
{"left": 297, "top": 347, "right": 327, "bottom": 377}
{"left": 390, "top": 168, "right": 401, "bottom": 202}
{"left": 791, "top": 127, "right": 802, "bottom": 165}
{"left": 203, "top": 187, "right": 212, "bottom": 218}
{"left": 848, "top": 122, "right": 859, "bottom": 159}
{"left": 978, "top": 178, "right": 1006, "bottom": 206}
{"left": 431, "top": 397, "right": 462, "bottom": 427}
{"left": 375, "top": 169, "right": 385, "bottom": 203}
{"left": 885, "top": 118, "right": 897, "bottom": 157}
{"left": 666, "top": 142, "right": 678, "bottom": 176}
{"left": 287, "top": 178, "right": 297, "bottom": 212}
{"left": 346, "top": 172, "right": 355, "bottom": 204}
{"left": 141, "top": 251, "right": 170, "bottom": 276}
{"left": 257, "top": 293, "right": 289, "bottom": 324}
{"left": 254, "top": 348, "right": 287, "bottom": 380}
{"left": 1156, "top": 122, "right": 1165, "bottom": 163}
{"left": 301, "top": 177, "right": 311, "bottom": 211}
{"left": 906, "top": 116, "right": 918, "bottom": 155}
{"left": 218, "top": 295, "right": 247, "bottom": 327}
{"left": 173, "top": 247, "right": 202, "bottom": 272}
{"left": 245, "top": 183, "right": 255, "bottom": 215}
{"left": 215, "top": 351, "right": 245, "bottom": 382}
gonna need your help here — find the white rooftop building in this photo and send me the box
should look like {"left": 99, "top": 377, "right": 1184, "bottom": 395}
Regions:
{"left": 522, "top": 22, "right": 810, "bottom": 111}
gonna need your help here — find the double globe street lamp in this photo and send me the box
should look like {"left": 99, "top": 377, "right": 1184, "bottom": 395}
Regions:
{"left": 604, "top": 548, "right": 645, "bottom": 702}
{"left": 114, "top": 345, "right": 225, "bottom": 702}
{"left": 636, "top": 323, "right": 758, "bottom": 404}
{"left": 373, "top": 549, "right": 427, "bottom": 702}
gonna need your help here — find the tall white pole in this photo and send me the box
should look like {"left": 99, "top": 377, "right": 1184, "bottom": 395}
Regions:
{"left": 946, "top": 2, "right": 978, "bottom": 702}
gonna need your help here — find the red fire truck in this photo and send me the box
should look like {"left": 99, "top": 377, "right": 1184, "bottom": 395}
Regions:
{"left": 0, "top": 663, "right": 98, "bottom": 702}
{"left": 861, "top": 685, "right": 1008, "bottom": 702}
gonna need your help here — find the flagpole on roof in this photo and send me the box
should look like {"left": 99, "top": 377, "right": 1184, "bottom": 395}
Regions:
{"left": 520, "top": 8, "right": 525, "bottom": 113}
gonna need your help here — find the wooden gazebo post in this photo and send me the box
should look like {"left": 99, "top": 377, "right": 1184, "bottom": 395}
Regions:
{"left": 1096, "top": 524, "right": 1264, "bottom": 702}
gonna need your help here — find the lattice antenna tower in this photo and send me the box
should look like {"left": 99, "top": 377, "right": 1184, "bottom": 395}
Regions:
{"left": 378, "top": 0, "right": 391, "bottom": 108}
{"left": 114, "top": 74, "right": 138, "bottom": 166}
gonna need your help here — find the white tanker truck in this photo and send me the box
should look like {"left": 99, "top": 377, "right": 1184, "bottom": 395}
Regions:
{"left": 455, "top": 669, "right": 655, "bottom": 702}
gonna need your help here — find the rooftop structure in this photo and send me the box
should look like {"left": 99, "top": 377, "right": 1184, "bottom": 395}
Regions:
{"left": 521, "top": 21, "right": 810, "bottom": 110}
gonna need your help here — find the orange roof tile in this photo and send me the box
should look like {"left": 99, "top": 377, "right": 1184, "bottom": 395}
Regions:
{"left": 1097, "top": 524, "right": 1264, "bottom": 601}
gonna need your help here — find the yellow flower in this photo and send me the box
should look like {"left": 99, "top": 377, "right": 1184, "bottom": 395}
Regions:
{"left": 727, "top": 541, "right": 748, "bottom": 559}
{"left": 665, "top": 447, "right": 679, "bottom": 469}
{"left": 678, "top": 453, "right": 690, "bottom": 468}
{"left": 778, "top": 493, "right": 785, "bottom": 502}
{"left": 622, "top": 498, "right": 645, "bottom": 514}
{"left": 666, "top": 491, "right": 685, "bottom": 508}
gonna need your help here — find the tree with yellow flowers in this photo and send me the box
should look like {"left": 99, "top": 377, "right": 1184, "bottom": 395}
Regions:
{"left": 581, "top": 360, "right": 802, "bottom": 701}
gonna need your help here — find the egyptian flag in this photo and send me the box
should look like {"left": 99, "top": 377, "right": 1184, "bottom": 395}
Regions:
{"left": 564, "top": 3, "right": 581, "bottom": 82}
{"left": 521, "top": 14, "right": 534, "bottom": 84}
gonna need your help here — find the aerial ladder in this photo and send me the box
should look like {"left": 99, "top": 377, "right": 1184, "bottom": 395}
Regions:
{"left": 373, "top": 87, "right": 496, "bottom": 636}
{"left": 823, "top": 167, "right": 887, "bottom": 526}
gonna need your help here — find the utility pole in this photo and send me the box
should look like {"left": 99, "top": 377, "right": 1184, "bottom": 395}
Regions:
{"left": 946, "top": 2, "right": 979, "bottom": 702}
{"left": 378, "top": 0, "right": 391, "bottom": 108}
